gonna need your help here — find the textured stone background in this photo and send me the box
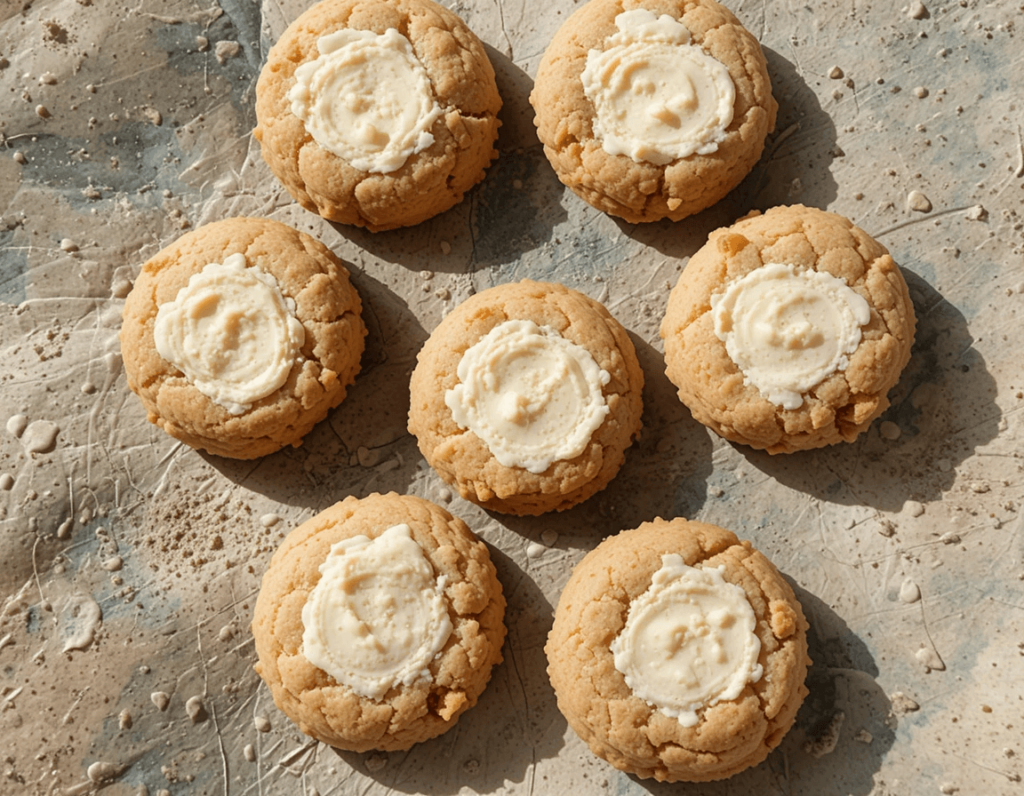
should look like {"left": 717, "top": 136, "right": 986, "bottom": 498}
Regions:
{"left": 0, "top": 0, "right": 1022, "bottom": 794}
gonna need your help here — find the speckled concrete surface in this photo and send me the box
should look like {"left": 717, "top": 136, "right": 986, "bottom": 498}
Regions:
{"left": 1, "top": 1, "right": 1022, "bottom": 794}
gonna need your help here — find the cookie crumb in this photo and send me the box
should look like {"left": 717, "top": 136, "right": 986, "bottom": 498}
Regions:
{"left": 899, "top": 579, "right": 921, "bottom": 603}
{"left": 879, "top": 420, "right": 901, "bottom": 440}
{"left": 365, "top": 752, "right": 388, "bottom": 772}
{"left": 185, "top": 696, "right": 207, "bottom": 723}
{"left": 905, "top": 500, "right": 925, "bottom": 517}
{"left": 803, "top": 711, "right": 844, "bottom": 758}
{"left": 151, "top": 692, "right": 170, "bottom": 711}
{"left": 907, "top": 190, "right": 932, "bottom": 212}
{"left": 215, "top": 40, "right": 240, "bottom": 64}
{"left": 915, "top": 646, "right": 945, "bottom": 671}
{"left": 889, "top": 692, "right": 920, "bottom": 715}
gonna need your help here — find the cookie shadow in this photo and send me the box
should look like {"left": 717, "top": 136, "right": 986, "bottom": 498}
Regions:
{"left": 323, "top": 49, "right": 565, "bottom": 277}
{"left": 483, "top": 331, "right": 716, "bottom": 548}
{"left": 627, "top": 584, "right": 895, "bottom": 796}
{"left": 485, "top": 43, "right": 543, "bottom": 154}
{"left": 735, "top": 268, "right": 1000, "bottom": 512}
{"left": 616, "top": 45, "right": 841, "bottom": 261}
{"left": 570, "top": 332, "right": 717, "bottom": 533}
{"left": 202, "top": 271, "right": 427, "bottom": 512}
{"left": 329, "top": 542, "right": 567, "bottom": 792}
{"left": 735, "top": 46, "right": 841, "bottom": 213}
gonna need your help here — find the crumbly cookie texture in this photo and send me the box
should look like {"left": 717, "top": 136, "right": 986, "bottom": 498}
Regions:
{"left": 530, "top": 0, "right": 777, "bottom": 223}
{"left": 547, "top": 517, "right": 810, "bottom": 782}
{"left": 660, "top": 204, "right": 916, "bottom": 453}
{"left": 251, "top": 492, "right": 506, "bottom": 751}
{"left": 255, "top": 0, "right": 501, "bottom": 232}
{"left": 408, "top": 280, "right": 644, "bottom": 515}
{"left": 120, "top": 217, "right": 366, "bottom": 459}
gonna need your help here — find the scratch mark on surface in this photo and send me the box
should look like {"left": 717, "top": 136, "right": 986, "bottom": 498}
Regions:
{"left": 945, "top": 749, "right": 1021, "bottom": 782}
{"left": 494, "top": 0, "right": 514, "bottom": 58}
{"left": 31, "top": 536, "right": 49, "bottom": 617}
{"left": 196, "top": 624, "right": 231, "bottom": 796}
{"left": 61, "top": 687, "right": 89, "bottom": 725}
{"left": 1015, "top": 124, "right": 1024, "bottom": 178}
{"left": 917, "top": 599, "right": 944, "bottom": 670}
{"left": 874, "top": 206, "right": 972, "bottom": 238}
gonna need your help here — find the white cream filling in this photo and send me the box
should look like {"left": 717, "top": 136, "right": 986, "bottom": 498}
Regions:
{"left": 444, "top": 319, "right": 611, "bottom": 474}
{"left": 581, "top": 9, "right": 735, "bottom": 165}
{"left": 153, "top": 253, "right": 305, "bottom": 415}
{"left": 289, "top": 28, "right": 443, "bottom": 173}
{"left": 301, "top": 524, "right": 452, "bottom": 700}
{"left": 611, "top": 556, "right": 763, "bottom": 727}
{"left": 711, "top": 262, "right": 872, "bottom": 409}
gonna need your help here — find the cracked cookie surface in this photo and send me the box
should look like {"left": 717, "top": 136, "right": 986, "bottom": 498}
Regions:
{"left": 408, "top": 280, "right": 644, "bottom": 515}
{"left": 251, "top": 492, "right": 506, "bottom": 751}
{"left": 530, "top": 0, "right": 776, "bottom": 223}
{"left": 120, "top": 217, "right": 366, "bottom": 459}
{"left": 546, "top": 517, "right": 810, "bottom": 782}
{"left": 255, "top": 0, "right": 501, "bottom": 231}
{"left": 660, "top": 204, "right": 916, "bottom": 453}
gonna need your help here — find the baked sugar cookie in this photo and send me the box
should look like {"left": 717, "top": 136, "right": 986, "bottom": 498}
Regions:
{"left": 546, "top": 517, "right": 809, "bottom": 782}
{"left": 252, "top": 493, "right": 506, "bottom": 751}
{"left": 661, "top": 204, "right": 916, "bottom": 453}
{"left": 120, "top": 217, "right": 366, "bottom": 459}
{"left": 531, "top": 0, "right": 776, "bottom": 222}
{"left": 408, "top": 280, "right": 644, "bottom": 515}
{"left": 255, "top": 0, "right": 502, "bottom": 231}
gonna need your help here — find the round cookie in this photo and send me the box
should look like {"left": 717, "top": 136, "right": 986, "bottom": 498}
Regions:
{"left": 251, "top": 492, "right": 506, "bottom": 751}
{"left": 546, "top": 517, "right": 810, "bottom": 782}
{"left": 408, "top": 280, "right": 644, "bottom": 516}
{"left": 254, "top": 0, "right": 502, "bottom": 231}
{"left": 661, "top": 204, "right": 916, "bottom": 453}
{"left": 530, "top": 0, "right": 777, "bottom": 223}
{"left": 120, "top": 217, "right": 366, "bottom": 459}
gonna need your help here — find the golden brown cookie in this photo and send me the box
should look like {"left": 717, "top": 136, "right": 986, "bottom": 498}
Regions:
{"left": 530, "top": 0, "right": 776, "bottom": 223}
{"left": 546, "top": 517, "right": 810, "bottom": 782}
{"left": 408, "top": 280, "right": 644, "bottom": 515}
{"left": 254, "top": 0, "right": 501, "bottom": 231}
{"left": 120, "top": 217, "right": 366, "bottom": 459}
{"left": 251, "top": 492, "right": 506, "bottom": 751}
{"left": 661, "top": 204, "right": 916, "bottom": 453}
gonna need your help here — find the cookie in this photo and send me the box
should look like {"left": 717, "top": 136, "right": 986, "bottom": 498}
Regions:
{"left": 546, "top": 517, "right": 810, "bottom": 782}
{"left": 408, "top": 280, "right": 644, "bottom": 515}
{"left": 251, "top": 492, "right": 506, "bottom": 751}
{"left": 254, "top": 0, "right": 502, "bottom": 231}
{"left": 120, "top": 217, "right": 366, "bottom": 459}
{"left": 530, "top": 0, "right": 776, "bottom": 223}
{"left": 660, "top": 204, "right": 916, "bottom": 453}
